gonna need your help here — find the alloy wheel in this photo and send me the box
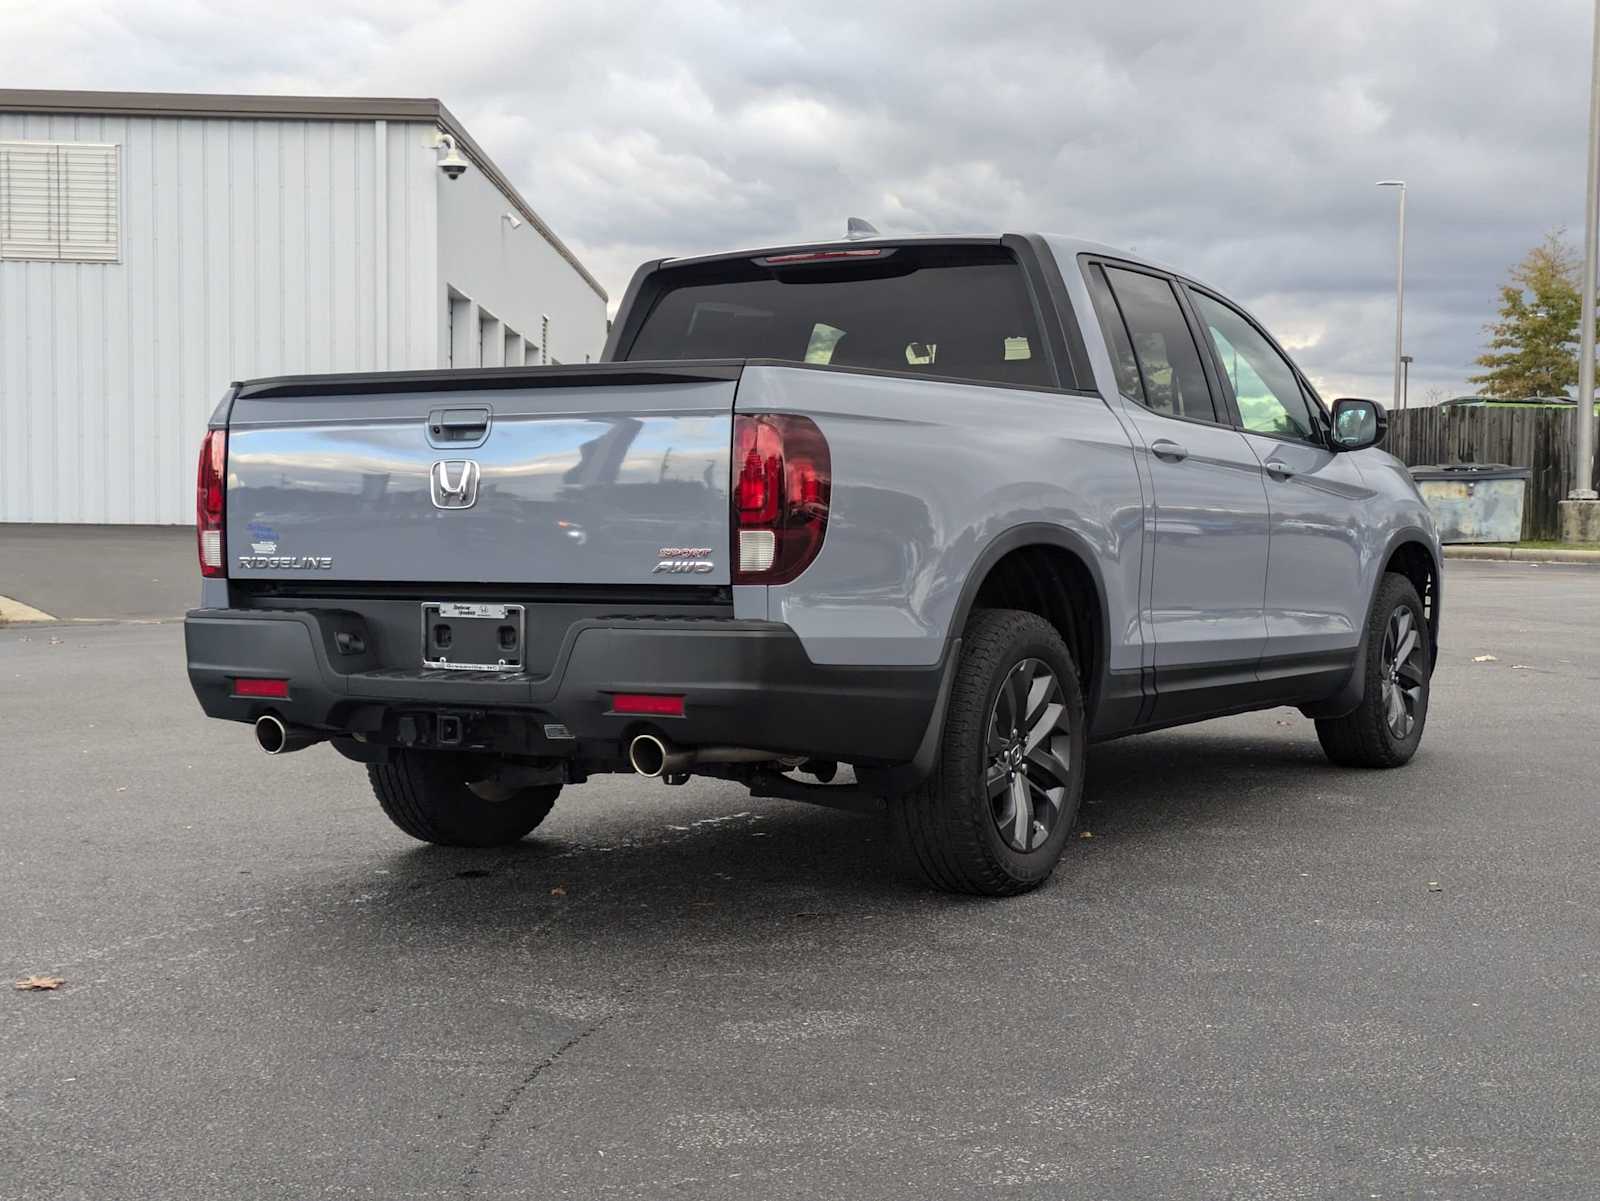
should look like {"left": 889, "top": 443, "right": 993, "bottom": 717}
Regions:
{"left": 1381, "top": 605, "right": 1427, "bottom": 739}
{"left": 984, "top": 657, "right": 1075, "bottom": 852}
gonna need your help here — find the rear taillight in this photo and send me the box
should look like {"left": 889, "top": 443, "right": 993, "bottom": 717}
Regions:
{"left": 731, "top": 414, "right": 830, "bottom": 585}
{"left": 196, "top": 429, "right": 227, "bottom": 577}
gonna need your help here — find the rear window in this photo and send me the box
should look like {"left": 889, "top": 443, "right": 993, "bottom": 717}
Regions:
{"left": 622, "top": 245, "right": 1052, "bottom": 387}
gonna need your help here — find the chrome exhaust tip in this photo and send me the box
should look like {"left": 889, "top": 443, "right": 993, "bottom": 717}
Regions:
{"left": 628, "top": 732, "right": 670, "bottom": 777}
{"left": 254, "top": 714, "right": 321, "bottom": 755}
{"left": 255, "top": 714, "right": 290, "bottom": 754}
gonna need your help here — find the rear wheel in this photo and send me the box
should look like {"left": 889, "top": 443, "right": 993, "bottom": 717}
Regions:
{"left": 891, "top": 609, "right": 1086, "bottom": 896}
{"left": 368, "top": 750, "right": 560, "bottom": 846}
{"left": 1315, "top": 573, "right": 1432, "bottom": 768}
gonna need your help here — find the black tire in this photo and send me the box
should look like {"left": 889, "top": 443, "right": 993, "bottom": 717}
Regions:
{"left": 368, "top": 750, "right": 560, "bottom": 847}
{"left": 891, "top": 609, "right": 1086, "bottom": 896}
{"left": 1315, "top": 573, "right": 1432, "bottom": 768}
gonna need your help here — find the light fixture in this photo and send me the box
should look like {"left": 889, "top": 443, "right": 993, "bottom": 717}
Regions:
{"left": 503, "top": 211, "right": 522, "bottom": 228}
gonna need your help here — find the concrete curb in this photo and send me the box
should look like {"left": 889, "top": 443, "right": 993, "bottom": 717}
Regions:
{"left": 1444, "top": 545, "right": 1600, "bottom": 565}
{"left": 0, "top": 594, "right": 57, "bottom": 623}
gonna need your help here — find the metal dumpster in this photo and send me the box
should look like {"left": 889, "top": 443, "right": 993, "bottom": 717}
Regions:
{"left": 1408, "top": 463, "right": 1532, "bottom": 543}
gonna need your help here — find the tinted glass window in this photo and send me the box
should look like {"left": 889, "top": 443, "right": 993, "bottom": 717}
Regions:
{"left": 624, "top": 247, "right": 1051, "bottom": 388}
{"left": 1102, "top": 267, "right": 1219, "bottom": 423}
{"left": 1085, "top": 265, "right": 1144, "bottom": 403}
{"left": 1190, "top": 291, "right": 1321, "bottom": 442}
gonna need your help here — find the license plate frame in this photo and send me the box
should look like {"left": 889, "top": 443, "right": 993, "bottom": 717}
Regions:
{"left": 420, "top": 602, "right": 526, "bottom": 672}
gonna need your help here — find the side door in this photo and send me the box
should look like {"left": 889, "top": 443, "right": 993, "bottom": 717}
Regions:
{"left": 1183, "top": 286, "right": 1375, "bottom": 682}
{"left": 1086, "top": 263, "right": 1271, "bottom": 719}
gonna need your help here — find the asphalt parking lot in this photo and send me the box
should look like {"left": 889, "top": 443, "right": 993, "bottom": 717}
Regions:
{"left": 3, "top": 560, "right": 1598, "bottom": 1200}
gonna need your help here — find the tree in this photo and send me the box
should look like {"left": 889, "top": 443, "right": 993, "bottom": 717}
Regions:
{"left": 1470, "top": 231, "right": 1595, "bottom": 398}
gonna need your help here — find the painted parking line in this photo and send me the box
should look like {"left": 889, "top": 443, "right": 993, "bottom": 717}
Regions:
{"left": 0, "top": 595, "right": 58, "bottom": 623}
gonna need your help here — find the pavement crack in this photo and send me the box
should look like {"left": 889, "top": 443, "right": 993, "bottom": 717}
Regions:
{"left": 460, "top": 1003, "right": 623, "bottom": 1195}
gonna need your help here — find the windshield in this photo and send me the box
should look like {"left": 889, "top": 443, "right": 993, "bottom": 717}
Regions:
{"left": 623, "top": 245, "right": 1052, "bottom": 388}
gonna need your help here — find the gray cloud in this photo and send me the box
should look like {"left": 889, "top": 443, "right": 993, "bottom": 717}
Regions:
{"left": 5, "top": 0, "right": 1593, "bottom": 401}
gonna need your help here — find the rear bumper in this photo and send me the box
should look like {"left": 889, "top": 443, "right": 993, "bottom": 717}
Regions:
{"left": 185, "top": 607, "right": 947, "bottom": 768}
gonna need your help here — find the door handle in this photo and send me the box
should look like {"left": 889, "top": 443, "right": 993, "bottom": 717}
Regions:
{"left": 1150, "top": 439, "right": 1188, "bottom": 463}
{"left": 1264, "top": 458, "right": 1296, "bottom": 480}
{"left": 428, "top": 406, "right": 492, "bottom": 446}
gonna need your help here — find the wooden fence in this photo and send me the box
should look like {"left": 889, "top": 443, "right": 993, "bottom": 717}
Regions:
{"left": 1384, "top": 407, "right": 1596, "bottom": 540}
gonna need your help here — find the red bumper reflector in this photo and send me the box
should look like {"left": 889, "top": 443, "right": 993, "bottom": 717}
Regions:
{"left": 611, "top": 693, "right": 685, "bottom": 717}
{"left": 234, "top": 677, "right": 290, "bottom": 699}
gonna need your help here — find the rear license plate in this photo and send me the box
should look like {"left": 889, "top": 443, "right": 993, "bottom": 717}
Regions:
{"left": 421, "top": 602, "right": 525, "bottom": 671}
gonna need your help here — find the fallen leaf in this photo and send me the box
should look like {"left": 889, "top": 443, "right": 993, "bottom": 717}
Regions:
{"left": 1472, "top": 654, "right": 1497, "bottom": 662}
{"left": 1079, "top": 831, "right": 1094, "bottom": 839}
{"left": 1427, "top": 882, "right": 1442, "bottom": 892}
{"left": 550, "top": 884, "right": 567, "bottom": 897}
{"left": 14, "top": 976, "right": 64, "bottom": 991}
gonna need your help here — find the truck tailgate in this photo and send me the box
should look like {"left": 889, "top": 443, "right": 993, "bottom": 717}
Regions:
{"left": 224, "top": 366, "right": 738, "bottom": 585}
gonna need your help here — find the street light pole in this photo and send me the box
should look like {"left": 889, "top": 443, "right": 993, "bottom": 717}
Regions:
{"left": 1377, "top": 181, "right": 1407, "bottom": 412}
{"left": 1574, "top": 0, "right": 1600, "bottom": 503}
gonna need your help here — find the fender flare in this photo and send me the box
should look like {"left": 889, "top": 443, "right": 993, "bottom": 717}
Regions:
{"left": 866, "top": 523, "right": 1116, "bottom": 795}
{"left": 1300, "top": 526, "right": 1441, "bottom": 720}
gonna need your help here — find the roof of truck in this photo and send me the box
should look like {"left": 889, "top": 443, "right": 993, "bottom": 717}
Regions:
{"left": 660, "top": 232, "right": 1185, "bottom": 277}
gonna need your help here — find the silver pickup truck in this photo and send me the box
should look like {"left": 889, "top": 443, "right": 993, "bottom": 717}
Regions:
{"left": 185, "top": 233, "right": 1441, "bottom": 896}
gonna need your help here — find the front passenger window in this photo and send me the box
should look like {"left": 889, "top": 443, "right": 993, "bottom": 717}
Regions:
{"left": 1189, "top": 292, "right": 1320, "bottom": 443}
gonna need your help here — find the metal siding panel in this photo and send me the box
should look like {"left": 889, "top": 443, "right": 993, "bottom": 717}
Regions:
{"left": 23, "top": 262, "right": 51, "bottom": 519}
{"left": 229, "top": 120, "right": 257, "bottom": 380}
{"left": 0, "top": 255, "right": 26, "bottom": 517}
{"left": 0, "top": 114, "right": 23, "bottom": 517}
{"left": 100, "top": 116, "right": 131, "bottom": 525}
{"left": 373, "top": 119, "right": 388, "bottom": 369}
{"left": 54, "top": 225, "right": 80, "bottom": 521}
{"left": 280, "top": 122, "right": 307, "bottom": 375}
{"left": 255, "top": 121, "right": 282, "bottom": 377}
{"left": 197, "top": 119, "right": 227, "bottom": 494}
{"left": 354, "top": 120, "right": 376, "bottom": 371}
{"left": 329, "top": 120, "right": 357, "bottom": 370}
{"left": 410, "top": 128, "right": 440, "bottom": 369}
{"left": 304, "top": 122, "right": 332, "bottom": 371}
{"left": 400, "top": 122, "right": 424, "bottom": 368}
{"left": 151, "top": 119, "right": 183, "bottom": 524}
{"left": 125, "top": 117, "right": 158, "bottom": 523}
{"left": 173, "top": 120, "right": 206, "bottom": 523}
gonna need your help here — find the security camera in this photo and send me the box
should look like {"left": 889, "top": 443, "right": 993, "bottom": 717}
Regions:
{"left": 433, "top": 133, "right": 469, "bottom": 181}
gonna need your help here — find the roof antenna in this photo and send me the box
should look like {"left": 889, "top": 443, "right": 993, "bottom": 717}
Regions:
{"left": 845, "top": 217, "right": 880, "bottom": 241}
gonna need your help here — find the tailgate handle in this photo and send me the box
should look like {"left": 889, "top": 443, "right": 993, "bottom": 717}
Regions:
{"left": 428, "top": 406, "right": 491, "bottom": 445}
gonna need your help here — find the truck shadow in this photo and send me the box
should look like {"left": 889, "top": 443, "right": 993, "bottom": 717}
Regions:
{"left": 280, "top": 721, "right": 1357, "bottom": 952}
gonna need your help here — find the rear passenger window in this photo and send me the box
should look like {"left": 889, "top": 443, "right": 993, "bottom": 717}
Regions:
{"left": 1102, "top": 267, "right": 1220, "bottom": 423}
{"left": 1085, "top": 265, "right": 1144, "bottom": 403}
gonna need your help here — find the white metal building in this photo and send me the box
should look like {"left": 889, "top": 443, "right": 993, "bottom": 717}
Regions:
{"left": 0, "top": 89, "right": 610, "bottom": 525}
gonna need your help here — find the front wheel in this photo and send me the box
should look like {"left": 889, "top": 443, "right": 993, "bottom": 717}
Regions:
{"left": 1315, "top": 573, "right": 1432, "bottom": 768}
{"left": 891, "top": 609, "right": 1086, "bottom": 896}
{"left": 368, "top": 750, "right": 560, "bottom": 846}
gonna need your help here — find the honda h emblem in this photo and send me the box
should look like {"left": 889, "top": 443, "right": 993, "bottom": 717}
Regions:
{"left": 430, "top": 459, "right": 481, "bottom": 510}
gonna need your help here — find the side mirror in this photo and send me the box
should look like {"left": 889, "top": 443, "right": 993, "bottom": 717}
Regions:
{"left": 1330, "top": 397, "right": 1387, "bottom": 451}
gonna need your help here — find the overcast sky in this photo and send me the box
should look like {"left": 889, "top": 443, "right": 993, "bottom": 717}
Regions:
{"left": 2, "top": 0, "right": 1593, "bottom": 402}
